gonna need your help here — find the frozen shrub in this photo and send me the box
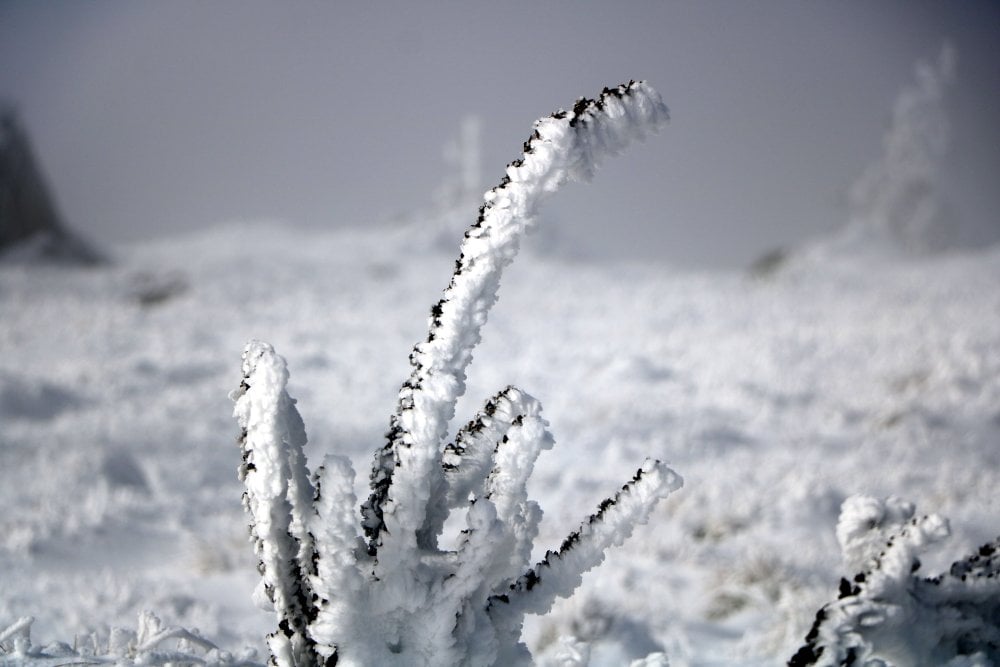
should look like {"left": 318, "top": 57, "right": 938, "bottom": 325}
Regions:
{"left": 789, "top": 495, "right": 1000, "bottom": 666}
{"left": 231, "top": 81, "right": 680, "bottom": 666}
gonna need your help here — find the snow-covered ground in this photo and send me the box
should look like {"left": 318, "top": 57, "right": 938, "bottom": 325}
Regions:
{"left": 1, "top": 214, "right": 997, "bottom": 664}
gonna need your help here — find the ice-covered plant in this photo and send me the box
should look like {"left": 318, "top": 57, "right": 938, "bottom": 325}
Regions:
{"left": 789, "top": 495, "right": 1000, "bottom": 666}
{"left": 0, "top": 612, "right": 259, "bottom": 666}
{"left": 231, "top": 81, "right": 680, "bottom": 666}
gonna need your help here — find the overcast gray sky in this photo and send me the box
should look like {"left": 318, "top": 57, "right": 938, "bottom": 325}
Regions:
{"left": 1, "top": 1, "right": 997, "bottom": 267}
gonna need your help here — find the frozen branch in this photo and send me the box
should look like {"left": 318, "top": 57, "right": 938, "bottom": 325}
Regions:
{"left": 232, "top": 341, "right": 321, "bottom": 666}
{"left": 361, "top": 81, "right": 670, "bottom": 567}
{"left": 488, "top": 460, "right": 682, "bottom": 622}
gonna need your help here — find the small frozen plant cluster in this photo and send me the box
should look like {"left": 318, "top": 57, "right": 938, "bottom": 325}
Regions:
{"left": 789, "top": 495, "right": 1000, "bottom": 666}
{"left": 231, "top": 82, "right": 680, "bottom": 666}
{"left": 0, "top": 612, "right": 259, "bottom": 666}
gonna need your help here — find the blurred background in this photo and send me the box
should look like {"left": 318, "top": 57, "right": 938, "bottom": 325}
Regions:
{"left": 1, "top": 0, "right": 998, "bottom": 267}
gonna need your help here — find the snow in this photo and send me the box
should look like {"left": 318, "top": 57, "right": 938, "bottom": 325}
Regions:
{"left": 2, "top": 216, "right": 997, "bottom": 664}
{"left": 1, "top": 77, "right": 998, "bottom": 663}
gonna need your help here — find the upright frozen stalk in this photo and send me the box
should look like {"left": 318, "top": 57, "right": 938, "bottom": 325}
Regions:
{"left": 361, "top": 81, "right": 670, "bottom": 573}
{"left": 232, "top": 341, "right": 321, "bottom": 667}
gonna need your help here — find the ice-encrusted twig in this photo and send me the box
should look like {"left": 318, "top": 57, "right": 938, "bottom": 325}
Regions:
{"left": 488, "top": 460, "right": 682, "bottom": 621}
{"left": 232, "top": 341, "right": 320, "bottom": 666}
{"left": 136, "top": 619, "right": 219, "bottom": 654}
{"left": 789, "top": 495, "right": 1000, "bottom": 666}
{"left": 443, "top": 391, "right": 553, "bottom": 601}
{"left": 0, "top": 618, "right": 32, "bottom": 647}
{"left": 361, "top": 81, "right": 670, "bottom": 568}
{"left": 419, "top": 386, "right": 543, "bottom": 547}
{"left": 445, "top": 387, "right": 533, "bottom": 511}
{"left": 308, "top": 456, "right": 365, "bottom": 665}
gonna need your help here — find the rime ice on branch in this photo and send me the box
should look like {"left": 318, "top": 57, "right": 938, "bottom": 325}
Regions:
{"left": 233, "top": 81, "right": 679, "bottom": 667}
{"left": 360, "top": 80, "right": 670, "bottom": 559}
{"left": 789, "top": 495, "right": 1000, "bottom": 667}
{"left": 232, "top": 341, "right": 320, "bottom": 667}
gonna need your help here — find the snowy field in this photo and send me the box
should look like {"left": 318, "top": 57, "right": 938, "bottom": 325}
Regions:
{"left": 1, "top": 209, "right": 998, "bottom": 663}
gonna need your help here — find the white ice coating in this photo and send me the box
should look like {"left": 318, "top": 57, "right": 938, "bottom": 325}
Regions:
{"left": 491, "top": 460, "right": 683, "bottom": 622}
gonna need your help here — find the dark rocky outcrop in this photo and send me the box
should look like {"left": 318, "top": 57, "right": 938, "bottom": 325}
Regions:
{"left": 0, "top": 104, "right": 104, "bottom": 264}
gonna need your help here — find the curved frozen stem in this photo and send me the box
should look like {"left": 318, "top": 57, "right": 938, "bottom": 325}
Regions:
{"left": 361, "top": 82, "right": 670, "bottom": 574}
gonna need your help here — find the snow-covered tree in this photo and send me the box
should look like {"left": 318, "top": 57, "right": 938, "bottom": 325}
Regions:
{"left": 231, "top": 81, "right": 679, "bottom": 667}
{"left": 818, "top": 43, "right": 959, "bottom": 258}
